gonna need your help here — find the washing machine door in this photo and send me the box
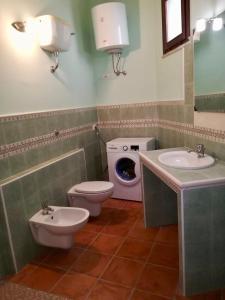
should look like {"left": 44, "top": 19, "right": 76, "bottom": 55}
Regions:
{"left": 114, "top": 154, "right": 141, "bottom": 186}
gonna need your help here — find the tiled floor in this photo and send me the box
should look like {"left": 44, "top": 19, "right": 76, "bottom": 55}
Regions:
{"left": 10, "top": 199, "right": 222, "bottom": 300}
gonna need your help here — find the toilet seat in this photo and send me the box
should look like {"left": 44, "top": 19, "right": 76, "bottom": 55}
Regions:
{"left": 68, "top": 181, "right": 114, "bottom": 217}
{"left": 71, "top": 181, "right": 114, "bottom": 194}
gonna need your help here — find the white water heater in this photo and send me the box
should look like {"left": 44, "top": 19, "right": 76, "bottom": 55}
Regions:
{"left": 37, "top": 15, "right": 72, "bottom": 52}
{"left": 91, "top": 2, "right": 129, "bottom": 53}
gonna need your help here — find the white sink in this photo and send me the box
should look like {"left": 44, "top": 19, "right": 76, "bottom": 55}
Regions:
{"left": 158, "top": 151, "right": 215, "bottom": 170}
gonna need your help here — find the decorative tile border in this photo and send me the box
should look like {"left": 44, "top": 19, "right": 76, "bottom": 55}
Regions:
{"left": 0, "top": 124, "right": 93, "bottom": 159}
{"left": 0, "top": 106, "right": 96, "bottom": 123}
{"left": 98, "top": 118, "right": 225, "bottom": 144}
{"left": 1, "top": 101, "right": 225, "bottom": 160}
{"left": 96, "top": 100, "right": 185, "bottom": 110}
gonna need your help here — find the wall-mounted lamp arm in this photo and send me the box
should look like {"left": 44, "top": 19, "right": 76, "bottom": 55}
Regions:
{"left": 11, "top": 21, "right": 26, "bottom": 32}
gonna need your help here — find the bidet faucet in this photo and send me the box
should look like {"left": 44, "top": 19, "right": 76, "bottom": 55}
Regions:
{"left": 41, "top": 199, "right": 54, "bottom": 215}
{"left": 188, "top": 144, "right": 205, "bottom": 158}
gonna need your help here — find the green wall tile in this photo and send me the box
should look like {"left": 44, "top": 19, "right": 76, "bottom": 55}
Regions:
{"left": 182, "top": 185, "right": 225, "bottom": 295}
{"left": 1, "top": 149, "right": 87, "bottom": 272}
{"left": 0, "top": 158, "right": 11, "bottom": 181}
{"left": 0, "top": 192, "right": 15, "bottom": 278}
{"left": 9, "top": 153, "right": 27, "bottom": 176}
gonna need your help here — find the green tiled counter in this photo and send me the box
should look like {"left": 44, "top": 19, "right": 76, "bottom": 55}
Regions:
{"left": 140, "top": 148, "right": 225, "bottom": 296}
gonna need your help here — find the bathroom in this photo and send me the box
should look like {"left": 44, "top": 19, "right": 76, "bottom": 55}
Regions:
{"left": 1, "top": 0, "right": 225, "bottom": 299}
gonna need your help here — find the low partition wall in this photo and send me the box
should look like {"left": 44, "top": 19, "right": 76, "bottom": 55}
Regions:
{"left": 0, "top": 149, "right": 86, "bottom": 278}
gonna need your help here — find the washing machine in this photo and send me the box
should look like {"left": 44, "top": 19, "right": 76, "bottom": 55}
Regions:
{"left": 107, "top": 138, "right": 155, "bottom": 201}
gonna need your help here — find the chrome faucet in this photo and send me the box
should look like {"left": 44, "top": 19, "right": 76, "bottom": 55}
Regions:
{"left": 188, "top": 144, "right": 205, "bottom": 158}
{"left": 41, "top": 199, "right": 54, "bottom": 215}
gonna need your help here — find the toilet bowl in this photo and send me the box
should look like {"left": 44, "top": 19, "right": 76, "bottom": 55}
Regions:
{"left": 29, "top": 206, "right": 89, "bottom": 249}
{"left": 67, "top": 181, "right": 114, "bottom": 217}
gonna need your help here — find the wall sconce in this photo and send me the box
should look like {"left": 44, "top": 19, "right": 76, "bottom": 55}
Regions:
{"left": 11, "top": 21, "right": 26, "bottom": 32}
{"left": 195, "top": 17, "right": 224, "bottom": 33}
{"left": 195, "top": 19, "right": 207, "bottom": 33}
{"left": 212, "top": 18, "right": 223, "bottom": 31}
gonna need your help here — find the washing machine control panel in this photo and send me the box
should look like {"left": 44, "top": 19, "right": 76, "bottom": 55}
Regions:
{"left": 122, "top": 145, "right": 139, "bottom": 152}
{"left": 130, "top": 145, "right": 139, "bottom": 151}
{"left": 107, "top": 138, "right": 155, "bottom": 153}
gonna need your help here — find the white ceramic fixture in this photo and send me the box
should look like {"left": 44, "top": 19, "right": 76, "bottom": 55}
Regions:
{"left": 37, "top": 15, "right": 72, "bottom": 52}
{"left": 29, "top": 206, "right": 89, "bottom": 249}
{"left": 107, "top": 138, "right": 155, "bottom": 201}
{"left": 91, "top": 2, "right": 129, "bottom": 53}
{"left": 158, "top": 151, "right": 215, "bottom": 170}
{"left": 68, "top": 181, "right": 114, "bottom": 217}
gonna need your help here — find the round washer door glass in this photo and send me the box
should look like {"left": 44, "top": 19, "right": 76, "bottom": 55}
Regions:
{"left": 116, "top": 157, "right": 136, "bottom": 181}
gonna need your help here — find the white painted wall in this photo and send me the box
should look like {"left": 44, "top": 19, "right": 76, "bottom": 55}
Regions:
{"left": 0, "top": 0, "right": 95, "bottom": 115}
{"left": 93, "top": 0, "right": 158, "bottom": 105}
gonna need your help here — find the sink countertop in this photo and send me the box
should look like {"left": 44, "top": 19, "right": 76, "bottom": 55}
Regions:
{"left": 140, "top": 147, "right": 225, "bottom": 190}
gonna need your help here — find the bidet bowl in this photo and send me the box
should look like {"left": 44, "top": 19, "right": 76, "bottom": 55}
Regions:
{"left": 29, "top": 206, "right": 90, "bottom": 248}
{"left": 29, "top": 206, "right": 89, "bottom": 235}
{"left": 158, "top": 151, "right": 215, "bottom": 170}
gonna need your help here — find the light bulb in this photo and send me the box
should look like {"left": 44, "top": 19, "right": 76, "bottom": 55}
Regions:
{"left": 212, "top": 18, "right": 223, "bottom": 31}
{"left": 196, "top": 19, "right": 206, "bottom": 33}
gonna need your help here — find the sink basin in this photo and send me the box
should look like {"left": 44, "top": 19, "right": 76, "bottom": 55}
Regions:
{"left": 158, "top": 151, "right": 215, "bottom": 170}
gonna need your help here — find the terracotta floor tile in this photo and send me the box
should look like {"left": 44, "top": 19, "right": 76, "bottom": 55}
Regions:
{"left": 108, "top": 208, "right": 133, "bottom": 224}
{"left": 32, "top": 248, "right": 52, "bottom": 264}
{"left": 102, "top": 222, "right": 132, "bottom": 237}
{"left": 88, "top": 280, "right": 131, "bottom": 300}
{"left": 155, "top": 225, "right": 178, "bottom": 245}
{"left": 109, "top": 208, "right": 142, "bottom": 224}
{"left": 85, "top": 216, "right": 109, "bottom": 233}
{"left": 123, "top": 201, "right": 143, "bottom": 209}
{"left": 102, "top": 257, "right": 144, "bottom": 287}
{"left": 128, "top": 220, "right": 159, "bottom": 241}
{"left": 19, "top": 265, "right": 64, "bottom": 292}
{"left": 131, "top": 289, "right": 170, "bottom": 300}
{"left": 126, "top": 207, "right": 144, "bottom": 220}
{"left": 52, "top": 272, "right": 96, "bottom": 299}
{"left": 98, "top": 207, "right": 116, "bottom": 223}
{"left": 89, "top": 234, "right": 124, "bottom": 255}
{"left": 137, "top": 264, "right": 178, "bottom": 298}
{"left": 175, "top": 290, "right": 221, "bottom": 300}
{"left": 117, "top": 237, "right": 153, "bottom": 261}
{"left": 148, "top": 243, "right": 179, "bottom": 268}
{"left": 71, "top": 250, "right": 111, "bottom": 277}
{"left": 42, "top": 247, "right": 83, "bottom": 271}
{"left": 75, "top": 230, "right": 98, "bottom": 248}
{"left": 10, "top": 264, "right": 37, "bottom": 284}
{"left": 102, "top": 198, "right": 126, "bottom": 209}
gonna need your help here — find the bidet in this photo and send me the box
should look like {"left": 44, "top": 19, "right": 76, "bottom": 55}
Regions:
{"left": 29, "top": 206, "right": 89, "bottom": 249}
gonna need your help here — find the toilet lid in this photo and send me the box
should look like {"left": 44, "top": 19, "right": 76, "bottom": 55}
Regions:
{"left": 74, "top": 181, "right": 114, "bottom": 194}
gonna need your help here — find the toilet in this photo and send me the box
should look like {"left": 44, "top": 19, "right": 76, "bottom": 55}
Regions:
{"left": 29, "top": 206, "right": 89, "bottom": 249}
{"left": 67, "top": 181, "right": 114, "bottom": 217}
